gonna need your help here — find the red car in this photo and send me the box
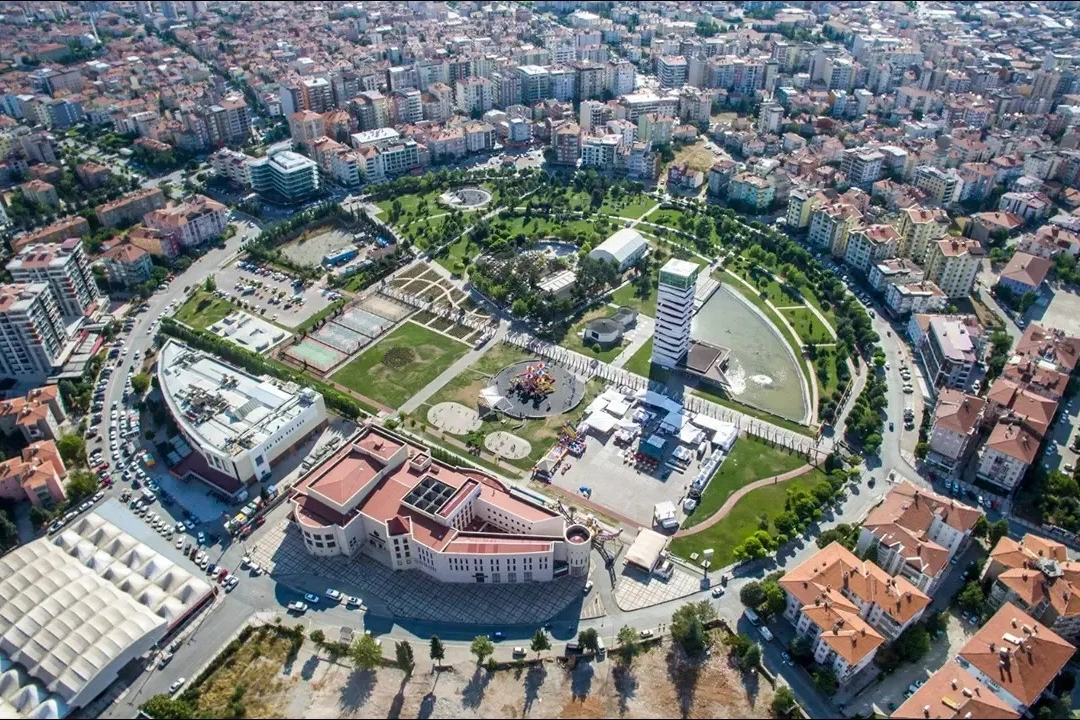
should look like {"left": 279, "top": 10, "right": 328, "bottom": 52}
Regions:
{"left": 96, "top": 462, "right": 109, "bottom": 472}
{"left": 217, "top": 568, "right": 229, "bottom": 583}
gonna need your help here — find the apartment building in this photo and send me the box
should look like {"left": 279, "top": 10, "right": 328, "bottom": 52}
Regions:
{"left": 840, "top": 148, "right": 884, "bottom": 188}
{"left": 976, "top": 421, "right": 1040, "bottom": 492}
{"left": 844, "top": 224, "right": 900, "bottom": 274}
{"left": 727, "top": 173, "right": 776, "bottom": 212}
{"left": 868, "top": 259, "right": 923, "bottom": 292}
{"left": 289, "top": 425, "right": 590, "bottom": 584}
{"left": 954, "top": 604, "right": 1074, "bottom": 715}
{"left": 248, "top": 150, "right": 320, "bottom": 202}
{"left": 855, "top": 481, "right": 983, "bottom": 594}
{"left": 926, "top": 389, "right": 986, "bottom": 474}
{"left": 0, "top": 385, "right": 65, "bottom": 444}
{"left": 884, "top": 281, "right": 948, "bottom": 317}
{"left": 1014, "top": 324, "right": 1080, "bottom": 376}
{"left": 143, "top": 195, "right": 229, "bottom": 250}
{"left": 910, "top": 314, "right": 985, "bottom": 395}
{"left": 998, "top": 251, "right": 1052, "bottom": 298}
{"left": 924, "top": 238, "right": 984, "bottom": 299}
{"left": 516, "top": 65, "right": 551, "bottom": 105}
{"left": 912, "top": 165, "right": 964, "bottom": 206}
{"left": 1000, "top": 191, "right": 1053, "bottom": 225}
{"left": 551, "top": 122, "right": 582, "bottom": 166}
{"left": 808, "top": 202, "right": 862, "bottom": 258}
{"left": 982, "top": 534, "right": 1080, "bottom": 642}
{"left": 11, "top": 217, "right": 89, "bottom": 253}
{"left": 892, "top": 659, "right": 1019, "bottom": 719}
{"left": 99, "top": 242, "right": 153, "bottom": 289}
{"left": 897, "top": 205, "right": 949, "bottom": 263}
{"left": 657, "top": 56, "right": 688, "bottom": 89}
{"left": 6, "top": 239, "right": 101, "bottom": 321}
{"left": 454, "top": 76, "right": 494, "bottom": 115}
{"left": 0, "top": 283, "right": 69, "bottom": 381}
{"left": 94, "top": 188, "right": 166, "bottom": 229}
{"left": 779, "top": 543, "right": 930, "bottom": 685}
{"left": 0, "top": 440, "right": 67, "bottom": 508}
{"left": 20, "top": 180, "right": 59, "bottom": 209}
{"left": 287, "top": 111, "right": 325, "bottom": 150}
{"left": 580, "top": 134, "right": 620, "bottom": 171}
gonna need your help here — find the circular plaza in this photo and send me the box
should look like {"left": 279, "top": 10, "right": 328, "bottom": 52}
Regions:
{"left": 490, "top": 360, "right": 585, "bottom": 419}
{"left": 438, "top": 186, "right": 492, "bottom": 210}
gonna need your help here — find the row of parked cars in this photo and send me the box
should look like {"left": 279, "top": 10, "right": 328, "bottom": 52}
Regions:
{"left": 285, "top": 586, "right": 362, "bottom": 614}
{"left": 47, "top": 491, "right": 105, "bottom": 534}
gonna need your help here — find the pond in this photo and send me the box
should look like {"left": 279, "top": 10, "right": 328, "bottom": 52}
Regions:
{"left": 692, "top": 284, "right": 809, "bottom": 422}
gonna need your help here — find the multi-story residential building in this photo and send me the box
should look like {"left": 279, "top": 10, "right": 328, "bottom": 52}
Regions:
{"left": 856, "top": 481, "right": 983, "bottom": 594}
{"left": 912, "top": 165, "right": 964, "bottom": 206}
{"left": 779, "top": 543, "right": 930, "bottom": 685}
{"left": 143, "top": 195, "right": 229, "bottom": 250}
{"left": 652, "top": 259, "right": 700, "bottom": 369}
{"left": 998, "top": 251, "right": 1052, "bottom": 298}
{"left": 982, "top": 534, "right": 1080, "bottom": 642}
{"left": 94, "top": 188, "right": 166, "bottom": 229}
{"left": 954, "top": 604, "right": 1074, "bottom": 715}
{"left": 454, "top": 76, "right": 494, "bottom": 115}
{"left": 844, "top": 223, "right": 900, "bottom": 274}
{"left": 549, "top": 66, "right": 576, "bottom": 102}
{"left": 977, "top": 421, "right": 1039, "bottom": 492}
{"left": 158, "top": 339, "right": 327, "bottom": 497}
{"left": 868, "top": 259, "right": 924, "bottom": 292}
{"left": 897, "top": 205, "right": 949, "bottom": 263}
{"left": 551, "top": 122, "right": 581, "bottom": 166}
{"left": 999, "top": 191, "right": 1053, "bottom": 225}
{"left": 287, "top": 110, "right": 325, "bottom": 150}
{"left": 657, "top": 56, "right": 688, "bottom": 88}
{"left": 12, "top": 217, "right": 89, "bottom": 253}
{"left": 300, "top": 77, "right": 333, "bottom": 114}
{"left": 289, "top": 424, "right": 590, "bottom": 583}
{"left": 574, "top": 60, "right": 606, "bottom": 101}
{"left": 884, "top": 281, "right": 948, "bottom": 317}
{"left": 6, "top": 239, "right": 102, "bottom": 321}
{"left": 840, "top": 148, "right": 884, "bottom": 188}
{"left": 892, "top": 659, "right": 1020, "bottom": 720}
{"left": 98, "top": 242, "right": 153, "bottom": 289}
{"left": 1014, "top": 324, "right": 1080, "bottom": 375}
{"left": 606, "top": 60, "right": 636, "bottom": 96}
{"left": 910, "top": 314, "right": 985, "bottom": 395}
{"left": 517, "top": 65, "right": 551, "bottom": 105}
{"left": 0, "top": 385, "right": 65, "bottom": 444}
{"left": 19, "top": 180, "right": 59, "bottom": 209}
{"left": 757, "top": 102, "right": 784, "bottom": 135}
{"left": 926, "top": 389, "right": 986, "bottom": 474}
{"left": 205, "top": 97, "right": 251, "bottom": 146}
{"left": 0, "top": 283, "right": 68, "bottom": 381}
{"left": 209, "top": 147, "right": 254, "bottom": 188}
{"left": 808, "top": 202, "right": 862, "bottom": 258}
{"left": 0, "top": 439, "right": 67, "bottom": 508}
{"left": 924, "top": 238, "right": 984, "bottom": 299}
{"left": 580, "top": 134, "right": 620, "bottom": 171}
{"left": 785, "top": 187, "right": 824, "bottom": 230}
{"left": 727, "top": 173, "right": 776, "bottom": 212}
{"left": 388, "top": 89, "right": 423, "bottom": 125}
{"left": 248, "top": 150, "right": 320, "bottom": 202}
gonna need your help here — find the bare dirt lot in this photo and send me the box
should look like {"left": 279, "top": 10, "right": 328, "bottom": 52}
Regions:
{"left": 281, "top": 638, "right": 775, "bottom": 719}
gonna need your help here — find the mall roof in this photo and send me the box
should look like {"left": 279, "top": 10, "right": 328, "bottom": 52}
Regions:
{"left": 0, "top": 512, "right": 212, "bottom": 715}
{"left": 158, "top": 339, "right": 320, "bottom": 456}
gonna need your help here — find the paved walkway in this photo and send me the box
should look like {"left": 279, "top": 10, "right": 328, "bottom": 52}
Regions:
{"left": 610, "top": 312, "right": 655, "bottom": 368}
{"left": 674, "top": 463, "right": 813, "bottom": 537}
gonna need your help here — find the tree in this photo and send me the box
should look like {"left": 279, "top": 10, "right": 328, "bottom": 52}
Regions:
{"left": 350, "top": 633, "right": 382, "bottom": 670}
{"left": 0, "top": 509, "right": 17, "bottom": 552}
{"left": 670, "top": 600, "right": 716, "bottom": 656}
{"left": 738, "top": 642, "right": 761, "bottom": 670}
{"left": 204, "top": 275, "right": 217, "bottom": 292}
{"left": 739, "top": 581, "right": 766, "bottom": 609}
{"left": 771, "top": 686, "right": 798, "bottom": 718}
{"left": 429, "top": 635, "right": 445, "bottom": 670}
{"left": 395, "top": 640, "right": 415, "bottom": 675}
{"left": 470, "top": 635, "right": 494, "bottom": 665}
{"left": 972, "top": 515, "right": 989, "bottom": 539}
{"left": 309, "top": 629, "right": 325, "bottom": 647}
{"left": 578, "top": 628, "right": 600, "bottom": 654}
{"left": 616, "top": 625, "right": 640, "bottom": 665}
{"left": 813, "top": 668, "right": 838, "bottom": 695}
{"left": 762, "top": 582, "right": 787, "bottom": 618}
{"left": 131, "top": 372, "right": 151, "bottom": 394}
{"left": 140, "top": 695, "right": 195, "bottom": 719}
{"left": 530, "top": 628, "right": 551, "bottom": 658}
{"left": 66, "top": 469, "right": 98, "bottom": 505}
{"left": 57, "top": 433, "right": 87, "bottom": 467}
{"left": 956, "top": 581, "right": 986, "bottom": 614}
{"left": 989, "top": 519, "right": 1010, "bottom": 546}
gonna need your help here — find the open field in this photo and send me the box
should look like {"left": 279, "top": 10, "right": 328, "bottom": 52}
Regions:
{"left": 670, "top": 467, "right": 828, "bottom": 565}
{"left": 174, "top": 291, "right": 238, "bottom": 330}
{"left": 557, "top": 307, "right": 628, "bottom": 363}
{"left": 599, "top": 194, "right": 657, "bottom": 219}
{"left": 611, "top": 275, "right": 658, "bottom": 318}
{"left": 332, "top": 321, "right": 470, "bottom": 409}
{"left": 682, "top": 436, "right": 808, "bottom": 529}
{"left": 672, "top": 140, "right": 721, "bottom": 173}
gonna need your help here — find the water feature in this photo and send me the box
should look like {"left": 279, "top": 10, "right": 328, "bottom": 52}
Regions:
{"left": 691, "top": 285, "right": 809, "bottom": 422}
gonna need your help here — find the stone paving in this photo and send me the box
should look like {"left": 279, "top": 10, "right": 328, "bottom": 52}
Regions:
{"left": 426, "top": 401, "right": 482, "bottom": 435}
{"left": 484, "top": 430, "right": 532, "bottom": 460}
{"left": 613, "top": 564, "right": 704, "bottom": 612}
{"left": 252, "top": 520, "right": 585, "bottom": 624}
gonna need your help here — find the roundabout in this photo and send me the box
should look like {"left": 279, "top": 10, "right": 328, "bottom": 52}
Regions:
{"left": 438, "top": 186, "right": 492, "bottom": 210}
{"left": 487, "top": 360, "right": 586, "bottom": 419}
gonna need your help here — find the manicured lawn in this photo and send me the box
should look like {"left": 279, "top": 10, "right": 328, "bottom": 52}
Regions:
{"left": 599, "top": 194, "right": 657, "bottom": 219}
{"left": 332, "top": 321, "right": 470, "bottom": 408}
{"left": 670, "top": 468, "right": 828, "bottom": 565}
{"left": 375, "top": 189, "right": 444, "bottom": 224}
{"left": 611, "top": 276, "right": 658, "bottom": 317}
{"left": 779, "top": 306, "right": 832, "bottom": 344}
{"left": 623, "top": 337, "right": 655, "bottom": 377}
{"left": 174, "top": 291, "right": 235, "bottom": 330}
{"left": 812, "top": 347, "right": 846, "bottom": 399}
{"left": 434, "top": 236, "right": 478, "bottom": 274}
{"left": 558, "top": 307, "right": 628, "bottom": 363}
{"left": 682, "top": 436, "right": 807, "bottom": 529}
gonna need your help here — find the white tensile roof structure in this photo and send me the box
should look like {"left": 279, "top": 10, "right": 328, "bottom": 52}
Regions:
{"left": 0, "top": 513, "right": 213, "bottom": 718}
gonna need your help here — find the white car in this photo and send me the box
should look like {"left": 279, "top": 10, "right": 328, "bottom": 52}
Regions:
{"left": 325, "top": 588, "right": 342, "bottom": 601}
{"left": 169, "top": 678, "right": 185, "bottom": 694}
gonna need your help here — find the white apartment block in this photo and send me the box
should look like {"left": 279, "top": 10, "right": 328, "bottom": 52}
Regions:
{"left": 652, "top": 259, "right": 699, "bottom": 369}
{"left": 926, "top": 389, "right": 986, "bottom": 474}
{"left": 896, "top": 205, "right": 949, "bottom": 263}
{"left": 844, "top": 224, "right": 900, "bottom": 274}
{"left": 924, "top": 238, "right": 983, "bottom": 299}
{"left": 808, "top": 203, "right": 862, "bottom": 258}
{"left": 977, "top": 422, "right": 1038, "bottom": 491}
{"left": 0, "top": 283, "right": 69, "bottom": 381}
{"left": 840, "top": 148, "right": 884, "bottom": 187}
{"left": 658, "top": 56, "right": 688, "bottom": 88}
{"left": 912, "top": 165, "right": 964, "bottom": 206}
{"left": 580, "top": 134, "right": 620, "bottom": 171}
{"left": 454, "top": 77, "right": 494, "bottom": 115}
{"left": 6, "top": 239, "right": 101, "bottom": 321}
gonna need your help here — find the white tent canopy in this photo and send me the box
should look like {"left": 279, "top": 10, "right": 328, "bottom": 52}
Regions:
{"left": 625, "top": 528, "right": 670, "bottom": 572}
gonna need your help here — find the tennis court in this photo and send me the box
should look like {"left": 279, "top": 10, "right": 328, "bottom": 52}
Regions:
{"left": 361, "top": 293, "right": 413, "bottom": 322}
{"left": 332, "top": 307, "right": 392, "bottom": 339}
{"left": 284, "top": 340, "right": 346, "bottom": 374}
{"left": 312, "top": 321, "right": 367, "bottom": 354}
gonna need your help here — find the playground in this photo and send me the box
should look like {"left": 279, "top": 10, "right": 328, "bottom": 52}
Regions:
{"left": 426, "top": 401, "right": 482, "bottom": 435}
{"left": 483, "top": 430, "right": 532, "bottom": 460}
{"left": 489, "top": 360, "right": 586, "bottom": 419}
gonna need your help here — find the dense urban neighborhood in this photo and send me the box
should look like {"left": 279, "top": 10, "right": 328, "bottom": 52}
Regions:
{"left": 6, "top": 1, "right": 1080, "bottom": 719}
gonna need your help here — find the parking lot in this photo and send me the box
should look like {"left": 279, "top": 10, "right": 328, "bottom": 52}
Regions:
{"left": 1029, "top": 287, "right": 1080, "bottom": 337}
{"left": 214, "top": 260, "right": 335, "bottom": 330}
{"left": 555, "top": 431, "right": 703, "bottom": 527}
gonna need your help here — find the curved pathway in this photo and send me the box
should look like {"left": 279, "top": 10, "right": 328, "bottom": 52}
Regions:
{"left": 674, "top": 462, "right": 812, "bottom": 537}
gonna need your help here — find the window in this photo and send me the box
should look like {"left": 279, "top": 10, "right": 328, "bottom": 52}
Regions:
{"left": 255, "top": 455, "right": 265, "bottom": 466}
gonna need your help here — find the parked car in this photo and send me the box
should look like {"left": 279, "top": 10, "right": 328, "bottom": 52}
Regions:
{"left": 304, "top": 593, "right": 320, "bottom": 604}
{"left": 287, "top": 601, "right": 308, "bottom": 613}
